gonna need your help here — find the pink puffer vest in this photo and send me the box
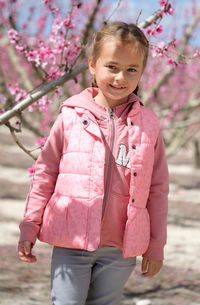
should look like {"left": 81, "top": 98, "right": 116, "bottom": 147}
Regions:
{"left": 37, "top": 99, "right": 160, "bottom": 258}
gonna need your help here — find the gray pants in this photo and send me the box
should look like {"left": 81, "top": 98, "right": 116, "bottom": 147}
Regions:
{"left": 51, "top": 246, "right": 136, "bottom": 305}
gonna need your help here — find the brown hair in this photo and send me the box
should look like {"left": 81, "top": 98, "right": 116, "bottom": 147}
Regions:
{"left": 86, "top": 22, "right": 149, "bottom": 95}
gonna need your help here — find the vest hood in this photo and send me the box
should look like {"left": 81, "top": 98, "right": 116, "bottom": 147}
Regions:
{"left": 59, "top": 87, "right": 143, "bottom": 121}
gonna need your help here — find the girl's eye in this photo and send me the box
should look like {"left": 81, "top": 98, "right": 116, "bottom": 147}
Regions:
{"left": 107, "top": 65, "right": 117, "bottom": 70}
{"left": 128, "top": 68, "right": 136, "bottom": 72}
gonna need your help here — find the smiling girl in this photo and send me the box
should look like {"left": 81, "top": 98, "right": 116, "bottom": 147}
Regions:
{"left": 18, "top": 22, "right": 169, "bottom": 305}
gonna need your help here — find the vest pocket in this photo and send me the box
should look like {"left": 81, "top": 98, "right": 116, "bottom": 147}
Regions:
{"left": 39, "top": 195, "right": 69, "bottom": 243}
{"left": 123, "top": 207, "right": 150, "bottom": 257}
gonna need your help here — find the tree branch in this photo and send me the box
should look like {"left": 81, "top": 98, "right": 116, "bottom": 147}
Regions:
{"left": 138, "top": 6, "right": 166, "bottom": 29}
{"left": 0, "top": 33, "right": 33, "bottom": 92}
{"left": 81, "top": 0, "right": 103, "bottom": 46}
{"left": 166, "top": 124, "right": 200, "bottom": 157}
{"left": 0, "top": 61, "right": 88, "bottom": 125}
{"left": 0, "top": 6, "right": 181, "bottom": 125}
{"left": 143, "top": 9, "right": 200, "bottom": 104}
{"left": 6, "top": 122, "right": 37, "bottom": 161}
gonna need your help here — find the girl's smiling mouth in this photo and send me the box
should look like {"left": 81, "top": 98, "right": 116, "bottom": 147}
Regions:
{"left": 109, "top": 84, "right": 126, "bottom": 90}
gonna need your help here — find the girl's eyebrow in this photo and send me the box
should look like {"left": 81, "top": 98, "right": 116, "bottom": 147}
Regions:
{"left": 106, "top": 61, "right": 140, "bottom": 67}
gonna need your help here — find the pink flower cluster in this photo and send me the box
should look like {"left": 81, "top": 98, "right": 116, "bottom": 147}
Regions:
{"left": 152, "top": 41, "right": 168, "bottom": 58}
{"left": 0, "top": 1, "right": 6, "bottom": 9}
{"left": 193, "top": 50, "right": 200, "bottom": 57}
{"left": 7, "top": 0, "right": 83, "bottom": 84}
{"left": 34, "top": 136, "right": 47, "bottom": 146}
{"left": 8, "top": 29, "right": 20, "bottom": 44}
{"left": 143, "top": 1, "right": 174, "bottom": 38}
{"left": 28, "top": 96, "right": 52, "bottom": 112}
{"left": 151, "top": 39, "right": 178, "bottom": 68}
{"left": 7, "top": 82, "right": 27, "bottom": 102}
{"left": 28, "top": 164, "right": 35, "bottom": 181}
{"left": 167, "top": 58, "right": 178, "bottom": 68}
{"left": 159, "top": 0, "right": 174, "bottom": 15}
{"left": 145, "top": 24, "right": 164, "bottom": 37}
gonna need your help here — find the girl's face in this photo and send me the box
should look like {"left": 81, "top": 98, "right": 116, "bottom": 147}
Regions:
{"left": 88, "top": 37, "right": 144, "bottom": 108}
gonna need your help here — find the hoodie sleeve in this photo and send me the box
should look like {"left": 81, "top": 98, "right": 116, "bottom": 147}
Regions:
{"left": 19, "top": 113, "right": 64, "bottom": 244}
{"left": 143, "top": 131, "right": 169, "bottom": 260}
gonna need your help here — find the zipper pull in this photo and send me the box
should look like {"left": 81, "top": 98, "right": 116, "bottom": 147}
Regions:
{"left": 109, "top": 108, "right": 114, "bottom": 119}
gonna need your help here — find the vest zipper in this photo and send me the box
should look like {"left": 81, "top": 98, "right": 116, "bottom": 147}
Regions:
{"left": 102, "top": 108, "right": 115, "bottom": 217}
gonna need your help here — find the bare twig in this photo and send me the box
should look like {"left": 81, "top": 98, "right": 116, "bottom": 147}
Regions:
{"left": 6, "top": 122, "right": 37, "bottom": 160}
{"left": 159, "top": 98, "right": 200, "bottom": 118}
{"left": 136, "top": 10, "right": 142, "bottom": 26}
{"left": 59, "top": 2, "right": 75, "bottom": 68}
{"left": 166, "top": 124, "right": 200, "bottom": 157}
{"left": 105, "top": 0, "right": 122, "bottom": 24}
{"left": 20, "top": 116, "right": 45, "bottom": 137}
{"left": 143, "top": 9, "right": 200, "bottom": 104}
{"left": 164, "top": 118, "right": 200, "bottom": 129}
{"left": 81, "top": 0, "right": 103, "bottom": 46}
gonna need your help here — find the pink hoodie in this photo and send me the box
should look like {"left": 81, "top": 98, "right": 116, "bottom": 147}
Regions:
{"left": 19, "top": 88, "right": 169, "bottom": 260}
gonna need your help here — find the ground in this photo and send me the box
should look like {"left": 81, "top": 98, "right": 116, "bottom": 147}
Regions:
{"left": 0, "top": 125, "right": 200, "bottom": 305}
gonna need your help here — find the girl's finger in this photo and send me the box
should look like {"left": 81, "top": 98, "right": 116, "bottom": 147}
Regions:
{"left": 141, "top": 257, "right": 148, "bottom": 273}
{"left": 24, "top": 240, "right": 32, "bottom": 255}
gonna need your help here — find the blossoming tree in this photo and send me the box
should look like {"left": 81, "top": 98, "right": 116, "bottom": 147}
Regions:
{"left": 0, "top": 0, "right": 200, "bottom": 171}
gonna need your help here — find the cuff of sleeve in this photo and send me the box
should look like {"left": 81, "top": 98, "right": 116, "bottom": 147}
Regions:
{"left": 19, "top": 222, "right": 38, "bottom": 245}
{"left": 142, "top": 242, "right": 165, "bottom": 260}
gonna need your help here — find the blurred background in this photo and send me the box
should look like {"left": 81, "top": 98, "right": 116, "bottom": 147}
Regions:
{"left": 0, "top": 0, "right": 200, "bottom": 304}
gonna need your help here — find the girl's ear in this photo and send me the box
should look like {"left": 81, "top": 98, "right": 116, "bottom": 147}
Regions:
{"left": 88, "top": 57, "right": 96, "bottom": 76}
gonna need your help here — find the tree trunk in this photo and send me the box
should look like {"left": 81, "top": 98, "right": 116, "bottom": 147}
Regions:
{"left": 193, "top": 139, "right": 200, "bottom": 168}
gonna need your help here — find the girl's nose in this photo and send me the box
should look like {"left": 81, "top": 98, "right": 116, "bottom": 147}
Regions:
{"left": 116, "top": 71, "right": 125, "bottom": 81}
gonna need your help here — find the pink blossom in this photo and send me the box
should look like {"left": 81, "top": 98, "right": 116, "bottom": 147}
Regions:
{"left": 15, "top": 89, "right": 27, "bottom": 102}
{"left": 40, "top": 112, "right": 53, "bottom": 131}
{"left": 63, "top": 17, "right": 70, "bottom": 27}
{"left": 157, "top": 11, "right": 164, "bottom": 18}
{"left": 39, "top": 46, "right": 50, "bottom": 59}
{"left": 167, "top": 58, "right": 178, "bottom": 68}
{"left": 167, "top": 7, "right": 174, "bottom": 15}
{"left": 193, "top": 50, "right": 200, "bottom": 57}
{"left": 145, "top": 27, "right": 153, "bottom": 36}
{"left": 38, "top": 96, "right": 52, "bottom": 112}
{"left": 54, "top": 42, "right": 64, "bottom": 54}
{"left": 157, "top": 41, "right": 166, "bottom": 49}
{"left": 35, "top": 136, "right": 47, "bottom": 146}
{"left": 16, "top": 43, "right": 27, "bottom": 54}
{"left": 22, "top": 23, "right": 27, "bottom": 30}
{"left": 0, "top": 1, "right": 6, "bottom": 9}
{"left": 152, "top": 42, "right": 167, "bottom": 58}
{"left": 28, "top": 164, "right": 35, "bottom": 181}
{"left": 7, "top": 83, "right": 27, "bottom": 102}
{"left": 159, "top": 0, "right": 167, "bottom": 8}
{"left": 29, "top": 6, "right": 35, "bottom": 14}
{"left": 8, "top": 29, "right": 20, "bottom": 44}
{"left": 28, "top": 104, "right": 35, "bottom": 112}
{"left": 52, "top": 17, "right": 63, "bottom": 34}
{"left": 26, "top": 50, "right": 37, "bottom": 62}
{"left": 37, "top": 15, "right": 47, "bottom": 29}
{"left": 48, "top": 53, "right": 56, "bottom": 65}
{"left": 156, "top": 24, "right": 163, "bottom": 34}
{"left": 53, "top": 87, "right": 63, "bottom": 98}
{"left": 7, "top": 83, "right": 19, "bottom": 95}
{"left": 48, "top": 68, "right": 62, "bottom": 80}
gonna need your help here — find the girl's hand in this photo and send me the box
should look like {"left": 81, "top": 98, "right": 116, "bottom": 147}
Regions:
{"left": 18, "top": 240, "right": 37, "bottom": 263}
{"left": 141, "top": 257, "right": 163, "bottom": 277}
